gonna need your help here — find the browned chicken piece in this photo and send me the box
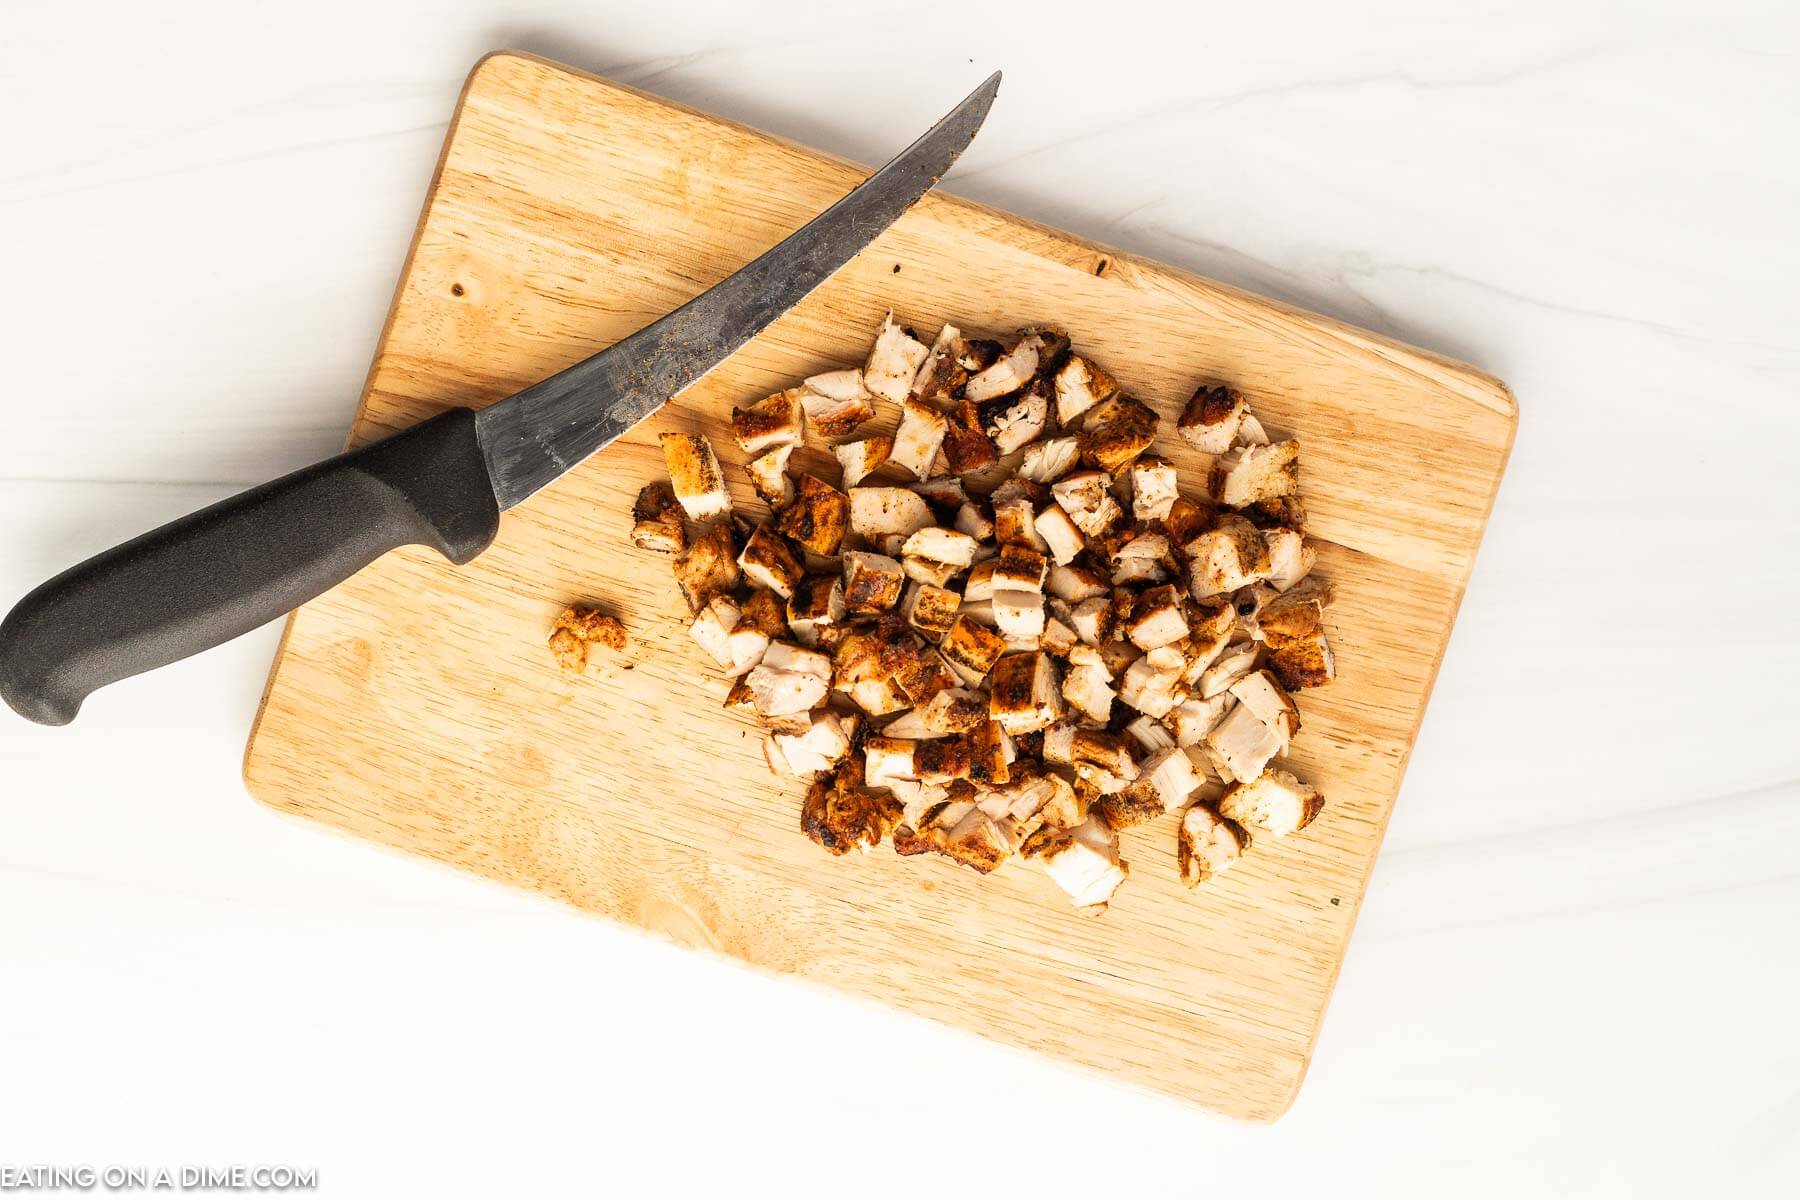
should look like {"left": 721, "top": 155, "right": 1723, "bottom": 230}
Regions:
{"left": 1228, "top": 668, "right": 1300, "bottom": 742}
{"left": 964, "top": 327, "right": 1069, "bottom": 402}
{"left": 800, "top": 369, "right": 878, "bottom": 438}
{"left": 1069, "top": 728, "right": 1138, "bottom": 781}
{"left": 1017, "top": 436, "right": 1080, "bottom": 484}
{"left": 841, "top": 551, "right": 905, "bottom": 614}
{"left": 954, "top": 500, "right": 996, "bottom": 542}
{"left": 766, "top": 710, "right": 854, "bottom": 776}
{"left": 1177, "top": 804, "right": 1248, "bottom": 886}
{"left": 1199, "top": 639, "right": 1262, "bottom": 699}
{"left": 786, "top": 575, "right": 845, "bottom": 648}
{"left": 883, "top": 399, "right": 948, "bottom": 481}
{"left": 1205, "top": 702, "right": 1284, "bottom": 783}
{"left": 1112, "top": 530, "right": 1176, "bottom": 586}
{"left": 911, "top": 323, "right": 971, "bottom": 405}
{"left": 914, "top": 735, "right": 974, "bottom": 784}
{"left": 1185, "top": 513, "right": 1273, "bottom": 599}
{"left": 862, "top": 312, "right": 931, "bottom": 404}
{"left": 773, "top": 474, "right": 849, "bottom": 557}
{"left": 1052, "top": 354, "right": 1120, "bottom": 427}
{"left": 1050, "top": 470, "right": 1122, "bottom": 538}
{"left": 1035, "top": 816, "right": 1129, "bottom": 913}
{"left": 1236, "top": 410, "right": 1270, "bottom": 446}
{"left": 1268, "top": 630, "right": 1336, "bottom": 690}
{"left": 1032, "top": 503, "right": 1085, "bottom": 566}
{"left": 1263, "top": 526, "right": 1316, "bottom": 592}
{"left": 1118, "top": 654, "right": 1185, "bottom": 718}
{"left": 1066, "top": 595, "right": 1111, "bottom": 645}
{"left": 659, "top": 432, "right": 732, "bottom": 522}
{"left": 1161, "top": 496, "right": 1212, "bottom": 548}
{"left": 942, "top": 400, "right": 1000, "bottom": 475}
{"left": 1040, "top": 613, "right": 1079, "bottom": 658}
{"left": 1242, "top": 494, "right": 1308, "bottom": 533}
{"left": 1077, "top": 393, "right": 1158, "bottom": 473}
{"left": 993, "top": 544, "right": 1049, "bottom": 593}
{"left": 991, "top": 589, "right": 1046, "bottom": 643}
{"left": 1177, "top": 384, "right": 1244, "bottom": 455}
{"left": 744, "top": 445, "right": 796, "bottom": 510}
{"left": 730, "top": 387, "right": 804, "bottom": 454}
{"left": 1210, "top": 439, "right": 1301, "bottom": 508}
{"left": 736, "top": 588, "right": 788, "bottom": 637}
{"left": 547, "top": 605, "right": 627, "bottom": 671}
{"left": 629, "top": 481, "right": 688, "bottom": 554}
{"left": 1126, "top": 584, "right": 1189, "bottom": 651}
{"left": 1128, "top": 456, "right": 1180, "bottom": 521}
{"left": 671, "top": 521, "right": 739, "bottom": 612}
{"left": 1217, "top": 767, "right": 1322, "bottom": 837}
{"left": 933, "top": 804, "right": 1015, "bottom": 874}
{"left": 902, "top": 526, "right": 980, "bottom": 567}
{"left": 1257, "top": 586, "right": 1336, "bottom": 689}
{"left": 981, "top": 377, "right": 1052, "bottom": 455}
{"left": 1165, "top": 693, "right": 1234, "bottom": 747}
{"left": 848, "top": 486, "right": 935, "bottom": 540}
{"left": 802, "top": 765, "right": 904, "bottom": 855}
{"left": 989, "top": 652, "right": 1064, "bottom": 734}
{"left": 966, "top": 719, "right": 1015, "bottom": 787}
{"left": 736, "top": 525, "right": 804, "bottom": 599}
{"left": 1045, "top": 563, "right": 1109, "bottom": 604}
{"left": 900, "top": 581, "right": 961, "bottom": 637}
{"left": 1094, "top": 779, "right": 1165, "bottom": 830}
{"left": 688, "top": 595, "right": 766, "bottom": 676}
{"left": 882, "top": 687, "right": 989, "bottom": 738}
{"left": 992, "top": 495, "right": 1049, "bottom": 552}
{"left": 939, "top": 614, "right": 1008, "bottom": 685}
{"left": 834, "top": 436, "right": 894, "bottom": 488}
{"left": 899, "top": 557, "right": 957, "bottom": 588}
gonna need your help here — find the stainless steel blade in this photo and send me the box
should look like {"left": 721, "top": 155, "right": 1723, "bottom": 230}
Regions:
{"left": 472, "top": 72, "right": 1001, "bottom": 510}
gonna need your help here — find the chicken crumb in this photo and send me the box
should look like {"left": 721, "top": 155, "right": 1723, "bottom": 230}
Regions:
{"left": 548, "top": 605, "right": 627, "bottom": 671}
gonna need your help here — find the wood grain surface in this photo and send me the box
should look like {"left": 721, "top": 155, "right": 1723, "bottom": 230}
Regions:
{"left": 243, "top": 50, "right": 1515, "bottom": 1121}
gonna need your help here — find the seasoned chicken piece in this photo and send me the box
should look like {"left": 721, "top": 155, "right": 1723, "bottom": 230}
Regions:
{"left": 1124, "top": 713, "right": 1176, "bottom": 754}
{"left": 1069, "top": 728, "right": 1138, "bottom": 784}
{"left": 1017, "top": 436, "right": 1080, "bottom": 484}
{"left": 1235, "top": 409, "right": 1270, "bottom": 446}
{"left": 798, "top": 370, "right": 877, "bottom": 439}
{"left": 802, "top": 767, "right": 903, "bottom": 855}
{"left": 936, "top": 805, "right": 1014, "bottom": 874}
{"left": 911, "top": 323, "right": 971, "bottom": 404}
{"left": 991, "top": 495, "right": 1050, "bottom": 553}
{"left": 1030, "top": 504, "right": 1085, "bottom": 566}
{"left": 1037, "top": 817, "right": 1128, "bottom": 913}
{"left": 1137, "top": 747, "right": 1204, "bottom": 814}
{"left": 881, "top": 687, "right": 988, "bottom": 739}
{"left": 1253, "top": 586, "right": 1334, "bottom": 688}
{"left": 1094, "top": 778, "right": 1166, "bottom": 830}
{"left": 1210, "top": 439, "right": 1301, "bottom": 507}
{"left": 900, "top": 581, "right": 961, "bottom": 637}
{"left": 1263, "top": 526, "right": 1316, "bottom": 592}
{"left": 841, "top": 551, "right": 904, "bottom": 614}
{"left": 833, "top": 436, "right": 893, "bottom": 488}
{"left": 1040, "top": 612, "right": 1079, "bottom": 658}
{"left": 981, "top": 378, "right": 1051, "bottom": 455}
{"left": 992, "top": 589, "right": 1046, "bottom": 642}
{"left": 849, "top": 486, "right": 935, "bottom": 540}
{"left": 735, "top": 525, "right": 803, "bottom": 598}
{"left": 730, "top": 388, "right": 804, "bottom": 454}
{"left": 1177, "top": 384, "right": 1244, "bottom": 454}
{"left": 773, "top": 474, "right": 849, "bottom": 557}
{"left": 1166, "top": 693, "right": 1234, "bottom": 747}
{"left": 863, "top": 313, "right": 932, "bottom": 404}
{"left": 548, "top": 605, "right": 627, "bottom": 671}
{"left": 1111, "top": 530, "right": 1176, "bottom": 586}
{"left": 1218, "top": 767, "right": 1322, "bottom": 837}
{"left": 671, "top": 521, "right": 739, "bottom": 612}
{"left": 659, "top": 432, "right": 731, "bottom": 521}
{"left": 1045, "top": 564, "right": 1110, "bottom": 604}
{"left": 770, "top": 711, "right": 853, "bottom": 776}
{"left": 888, "top": 399, "right": 950, "bottom": 480}
{"left": 1128, "top": 456, "right": 1179, "bottom": 522}
{"left": 1067, "top": 595, "right": 1112, "bottom": 645}
{"left": 743, "top": 445, "right": 796, "bottom": 510}
{"left": 786, "top": 576, "right": 845, "bottom": 648}
{"left": 1199, "top": 639, "right": 1262, "bottom": 699}
{"left": 988, "top": 544, "right": 1046, "bottom": 594}
{"left": 1228, "top": 669, "right": 1300, "bottom": 742}
{"left": 953, "top": 501, "right": 996, "bottom": 542}
{"left": 964, "top": 327, "right": 1068, "bottom": 402}
{"left": 1119, "top": 655, "right": 1185, "bottom": 719}
{"left": 1268, "top": 629, "right": 1335, "bottom": 689}
{"left": 1126, "top": 584, "right": 1189, "bottom": 650}
{"left": 941, "top": 400, "right": 1000, "bottom": 475}
{"left": 864, "top": 735, "right": 919, "bottom": 787}
{"left": 902, "top": 526, "right": 979, "bottom": 567}
{"left": 1161, "top": 496, "right": 1212, "bottom": 549}
{"left": 962, "top": 560, "right": 996, "bottom": 603}
{"left": 761, "top": 640, "right": 832, "bottom": 680}
{"left": 1052, "top": 354, "right": 1120, "bottom": 427}
{"left": 1061, "top": 655, "right": 1116, "bottom": 725}
{"left": 629, "top": 481, "right": 688, "bottom": 553}
{"left": 913, "top": 735, "right": 974, "bottom": 784}
{"left": 939, "top": 615, "right": 1008, "bottom": 685}
{"left": 745, "top": 662, "right": 829, "bottom": 719}
{"left": 988, "top": 652, "right": 1063, "bottom": 734}
{"left": 1177, "top": 804, "right": 1248, "bottom": 886}
{"left": 1077, "top": 393, "right": 1158, "bottom": 473}
{"left": 1185, "top": 513, "right": 1273, "bottom": 598}
{"left": 1205, "top": 702, "right": 1284, "bottom": 783}
{"left": 1051, "top": 470, "right": 1122, "bottom": 538}
{"left": 1242, "top": 494, "right": 1307, "bottom": 533}
{"left": 688, "top": 595, "right": 744, "bottom": 669}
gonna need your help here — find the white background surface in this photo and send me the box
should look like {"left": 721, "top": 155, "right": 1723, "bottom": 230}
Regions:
{"left": 3, "top": 2, "right": 1797, "bottom": 1196}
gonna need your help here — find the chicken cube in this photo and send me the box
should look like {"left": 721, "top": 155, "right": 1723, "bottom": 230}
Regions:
{"left": 1199, "top": 639, "right": 1262, "bottom": 699}
{"left": 659, "top": 432, "right": 731, "bottom": 521}
{"left": 1138, "top": 747, "right": 1204, "bottom": 813}
{"left": 901, "top": 581, "right": 961, "bottom": 637}
{"left": 800, "top": 369, "right": 877, "bottom": 439}
{"left": 1061, "top": 658, "right": 1115, "bottom": 725}
{"left": 1052, "top": 354, "right": 1119, "bottom": 427}
{"left": 964, "top": 327, "right": 1068, "bottom": 402}
{"left": 939, "top": 615, "right": 1008, "bottom": 683}
{"left": 671, "top": 521, "right": 739, "bottom": 612}
{"left": 953, "top": 501, "right": 996, "bottom": 542}
{"left": 962, "top": 560, "right": 996, "bottom": 603}
{"left": 629, "top": 481, "right": 688, "bottom": 554}
{"left": 1165, "top": 693, "right": 1234, "bottom": 746}
{"left": 889, "top": 399, "right": 950, "bottom": 480}
{"left": 744, "top": 662, "right": 829, "bottom": 719}
{"left": 773, "top": 474, "right": 849, "bottom": 557}
{"left": 981, "top": 379, "right": 1051, "bottom": 455}
{"left": 992, "top": 589, "right": 1046, "bottom": 642}
{"left": 849, "top": 486, "right": 935, "bottom": 540}
{"left": 911, "top": 323, "right": 970, "bottom": 404}
{"left": 834, "top": 436, "right": 893, "bottom": 488}
{"left": 1177, "top": 384, "right": 1244, "bottom": 454}
{"left": 992, "top": 495, "right": 1050, "bottom": 552}
{"left": 863, "top": 313, "right": 931, "bottom": 404}
{"left": 1067, "top": 595, "right": 1111, "bottom": 645}
{"left": 801, "top": 768, "right": 903, "bottom": 856}
{"left": 988, "top": 652, "right": 1063, "bottom": 734}
{"left": 841, "top": 551, "right": 905, "bottom": 614}
{"left": 1032, "top": 503, "right": 1085, "bottom": 565}
{"left": 1211, "top": 439, "right": 1301, "bottom": 508}
{"left": 771, "top": 711, "right": 853, "bottom": 775}
{"left": 1186, "top": 514, "right": 1273, "bottom": 598}
{"left": 1046, "top": 563, "right": 1110, "bottom": 603}
{"left": 730, "top": 388, "right": 804, "bottom": 454}
{"left": 864, "top": 736, "right": 919, "bottom": 787}
{"left": 1119, "top": 655, "right": 1185, "bottom": 719}
{"left": 1051, "top": 471, "right": 1122, "bottom": 538}
{"left": 1038, "top": 817, "right": 1129, "bottom": 912}
{"left": 736, "top": 525, "right": 804, "bottom": 598}
{"left": 547, "top": 605, "right": 627, "bottom": 671}
{"left": 1228, "top": 668, "right": 1300, "bottom": 742}
{"left": 1124, "top": 713, "right": 1176, "bottom": 754}
{"left": 1017, "top": 436, "right": 1080, "bottom": 484}
{"left": 688, "top": 595, "right": 741, "bottom": 668}
{"left": 1177, "top": 804, "right": 1248, "bottom": 886}
{"left": 1218, "top": 767, "right": 1323, "bottom": 837}
{"left": 1126, "top": 584, "right": 1189, "bottom": 650}
{"left": 902, "top": 526, "right": 979, "bottom": 567}
{"left": 1129, "top": 456, "right": 1180, "bottom": 522}
{"left": 1205, "top": 702, "right": 1284, "bottom": 783}
{"left": 744, "top": 445, "right": 796, "bottom": 510}
{"left": 1077, "top": 393, "right": 1158, "bottom": 473}
{"left": 1263, "top": 526, "right": 1316, "bottom": 592}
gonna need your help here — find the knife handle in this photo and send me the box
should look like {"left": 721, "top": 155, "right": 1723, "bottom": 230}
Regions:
{"left": 0, "top": 408, "right": 500, "bottom": 726}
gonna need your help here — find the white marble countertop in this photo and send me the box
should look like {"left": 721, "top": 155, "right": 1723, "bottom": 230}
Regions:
{"left": 3, "top": 2, "right": 1796, "bottom": 1196}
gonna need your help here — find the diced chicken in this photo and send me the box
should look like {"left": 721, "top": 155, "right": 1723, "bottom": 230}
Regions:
{"left": 992, "top": 589, "right": 1046, "bottom": 641}
{"left": 1031, "top": 504, "right": 1084, "bottom": 566}
{"left": 1268, "top": 628, "right": 1335, "bottom": 690}
{"left": 1046, "top": 563, "right": 1110, "bottom": 603}
{"left": 744, "top": 445, "right": 796, "bottom": 510}
{"left": 762, "top": 641, "right": 832, "bottom": 680}
{"left": 771, "top": 474, "right": 849, "bottom": 557}
{"left": 902, "top": 526, "right": 979, "bottom": 567}
{"left": 689, "top": 596, "right": 746, "bottom": 671}
{"left": 957, "top": 598, "right": 996, "bottom": 628}
{"left": 1205, "top": 702, "right": 1283, "bottom": 783}
{"left": 900, "top": 581, "right": 962, "bottom": 637}
{"left": 849, "top": 486, "right": 935, "bottom": 540}
{"left": 833, "top": 436, "right": 893, "bottom": 488}
{"left": 1052, "top": 354, "right": 1119, "bottom": 427}
{"left": 799, "top": 375, "right": 877, "bottom": 440}
{"left": 1218, "top": 767, "right": 1322, "bottom": 837}
{"left": 1068, "top": 595, "right": 1111, "bottom": 645}
{"left": 911, "top": 323, "right": 969, "bottom": 404}
{"left": 736, "top": 525, "right": 803, "bottom": 598}
{"left": 1051, "top": 471, "right": 1122, "bottom": 538}
{"left": 939, "top": 615, "right": 1008, "bottom": 684}
{"left": 1236, "top": 409, "right": 1270, "bottom": 446}
{"left": 1177, "top": 804, "right": 1248, "bottom": 886}
{"left": 547, "top": 605, "right": 627, "bottom": 671}
{"left": 964, "top": 327, "right": 1067, "bottom": 402}
{"left": 1061, "top": 657, "right": 1115, "bottom": 725}
{"left": 962, "top": 560, "right": 996, "bottom": 603}
{"left": 1017, "top": 436, "right": 1080, "bottom": 484}
{"left": 863, "top": 313, "right": 931, "bottom": 404}
{"left": 730, "top": 388, "right": 804, "bottom": 454}
{"left": 1186, "top": 514, "right": 1273, "bottom": 598}
{"left": 1263, "top": 526, "right": 1316, "bottom": 592}
{"left": 851, "top": 676, "right": 912, "bottom": 715}
{"left": 1126, "top": 584, "right": 1189, "bottom": 650}
{"left": 913, "top": 736, "right": 974, "bottom": 784}
{"left": 992, "top": 544, "right": 1049, "bottom": 594}
{"left": 1038, "top": 817, "right": 1128, "bottom": 913}
{"left": 941, "top": 400, "right": 1000, "bottom": 474}
{"left": 786, "top": 576, "right": 844, "bottom": 648}
{"left": 630, "top": 480, "right": 688, "bottom": 553}
{"left": 1138, "top": 747, "right": 1204, "bottom": 813}
{"left": 910, "top": 476, "right": 970, "bottom": 516}
{"left": 1228, "top": 668, "right": 1300, "bottom": 742}
{"left": 1040, "top": 614, "right": 1078, "bottom": 657}
{"left": 670, "top": 521, "right": 739, "bottom": 612}
{"left": 1177, "top": 384, "right": 1244, "bottom": 454}
{"left": 1124, "top": 714, "right": 1176, "bottom": 754}
{"left": 864, "top": 736, "right": 919, "bottom": 787}
{"left": 1077, "top": 393, "right": 1158, "bottom": 473}
{"left": 889, "top": 399, "right": 950, "bottom": 480}
{"left": 992, "top": 496, "right": 1050, "bottom": 552}
{"left": 1112, "top": 531, "right": 1175, "bottom": 587}
{"left": 882, "top": 687, "right": 987, "bottom": 739}
{"left": 1211, "top": 439, "right": 1301, "bottom": 508}
{"left": 1199, "top": 640, "right": 1262, "bottom": 699}
{"left": 1129, "top": 456, "right": 1179, "bottom": 521}
{"left": 1119, "top": 655, "right": 1185, "bottom": 719}
{"left": 802, "top": 767, "right": 903, "bottom": 856}
{"left": 842, "top": 551, "right": 905, "bottom": 614}
{"left": 771, "top": 711, "right": 852, "bottom": 775}
{"left": 981, "top": 380, "right": 1051, "bottom": 455}
{"left": 1166, "top": 693, "right": 1234, "bottom": 746}
{"left": 659, "top": 432, "right": 731, "bottom": 521}
{"left": 745, "top": 662, "right": 829, "bottom": 719}
{"left": 988, "top": 652, "right": 1063, "bottom": 734}
{"left": 953, "top": 501, "right": 996, "bottom": 542}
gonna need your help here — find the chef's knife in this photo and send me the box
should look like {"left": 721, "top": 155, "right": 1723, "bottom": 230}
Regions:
{"left": 0, "top": 72, "right": 1001, "bottom": 726}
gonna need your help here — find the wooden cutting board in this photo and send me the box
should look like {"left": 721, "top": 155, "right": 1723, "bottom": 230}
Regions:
{"left": 244, "top": 51, "right": 1515, "bottom": 1121}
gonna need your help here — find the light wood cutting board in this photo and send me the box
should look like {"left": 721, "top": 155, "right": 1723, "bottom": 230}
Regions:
{"left": 244, "top": 51, "right": 1515, "bottom": 1122}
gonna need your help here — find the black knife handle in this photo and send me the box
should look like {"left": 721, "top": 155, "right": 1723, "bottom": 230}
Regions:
{"left": 0, "top": 408, "right": 500, "bottom": 726}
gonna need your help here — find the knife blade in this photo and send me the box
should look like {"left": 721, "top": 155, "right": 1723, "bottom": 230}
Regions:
{"left": 0, "top": 72, "right": 1001, "bottom": 726}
